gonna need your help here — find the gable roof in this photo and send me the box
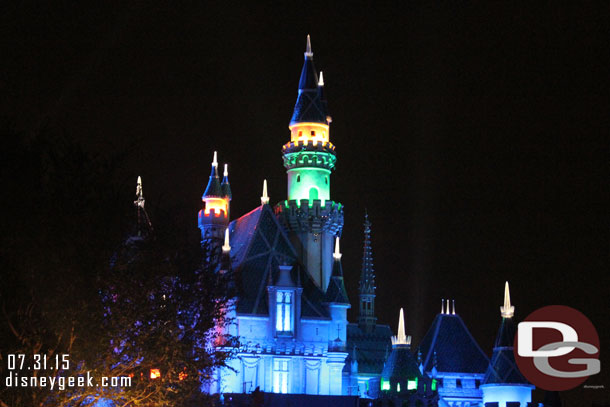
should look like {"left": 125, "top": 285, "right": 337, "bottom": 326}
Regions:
{"left": 228, "top": 205, "right": 328, "bottom": 318}
{"left": 418, "top": 313, "right": 490, "bottom": 375}
{"left": 346, "top": 323, "right": 393, "bottom": 375}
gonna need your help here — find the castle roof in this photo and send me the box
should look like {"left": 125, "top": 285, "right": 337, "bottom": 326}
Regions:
{"left": 290, "top": 35, "right": 328, "bottom": 126}
{"left": 381, "top": 344, "right": 423, "bottom": 383}
{"left": 202, "top": 153, "right": 223, "bottom": 199}
{"left": 228, "top": 205, "right": 328, "bottom": 318}
{"left": 346, "top": 323, "right": 393, "bottom": 374}
{"left": 482, "top": 316, "right": 530, "bottom": 385}
{"left": 418, "top": 313, "right": 489, "bottom": 374}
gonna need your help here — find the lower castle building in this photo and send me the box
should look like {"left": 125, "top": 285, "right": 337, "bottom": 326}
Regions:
{"left": 194, "top": 36, "right": 535, "bottom": 407}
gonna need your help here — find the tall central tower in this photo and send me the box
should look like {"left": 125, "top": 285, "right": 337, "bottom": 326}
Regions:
{"left": 275, "top": 36, "right": 344, "bottom": 291}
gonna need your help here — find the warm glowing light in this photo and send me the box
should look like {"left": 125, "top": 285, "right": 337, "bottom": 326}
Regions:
{"left": 150, "top": 369, "right": 161, "bottom": 379}
{"left": 203, "top": 198, "right": 228, "bottom": 216}
{"left": 179, "top": 370, "right": 187, "bottom": 381}
{"left": 289, "top": 122, "right": 329, "bottom": 143}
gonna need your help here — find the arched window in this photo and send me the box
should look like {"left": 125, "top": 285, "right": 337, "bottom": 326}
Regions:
{"left": 297, "top": 175, "right": 301, "bottom": 182}
{"left": 309, "top": 187, "right": 318, "bottom": 200}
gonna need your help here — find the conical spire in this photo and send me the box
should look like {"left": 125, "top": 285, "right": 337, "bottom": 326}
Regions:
{"left": 133, "top": 176, "right": 153, "bottom": 237}
{"left": 452, "top": 299, "right": 456, "bottom": 315}
{"left": 500, "top": 281, "right": 514, "bottom": 318}
{"left": 391, "top": 308, "right": 411, "bottom": 346}
{"left": 290, "top": 36, "right": 327, "bottom": 125}
{"left": 358, "top": 211, "right": 377, "bottom": 331}
{"left": 324, "top": 237, "right": 350, "bottom": 305}
{"left": 202, "top": 151, "right": 223, "bottom": 198}
{"left": 261, "top": 179, "right": 269, "bottom": 205}
{"left": 318, "top": 71, "right": 324, "bottom": 86}
{"left": 441, "top": 298, "right": 444, "bottom": 314}
{"left": 221, "top": 163, "right": 232, "bottom": 200}
{"left": 359, "top": 212, "right": 375, "bottom": 295}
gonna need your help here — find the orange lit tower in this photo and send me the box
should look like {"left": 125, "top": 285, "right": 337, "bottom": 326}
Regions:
{"left": 199, "top": 151, "right": 231, "bottom": 261}
{"left": 275, "top": 36, "right": 344, "bottom": 291}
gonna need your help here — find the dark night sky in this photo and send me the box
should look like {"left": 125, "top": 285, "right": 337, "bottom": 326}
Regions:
{"left": 2, "top": 2, "right": 608, "bottom": 403}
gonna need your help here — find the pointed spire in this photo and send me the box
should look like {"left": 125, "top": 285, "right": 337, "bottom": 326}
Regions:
{"left": 446, "top": 299, "right": 450, "bottom": 315}
{"left": 325, "top": 237, "right": 350, "bottom": 305}
{"left": 222, "top": 228, "right": 231, "bottom": 253}
{"left": 261, "top": 179, "right": 269, "bottom": 205}
{"left": 452, "top": 299, "right": 456, "bottom": 315}
{"left": 333, "top": 236, "right": 342, "bottom": 260}
{"left": 391, "top": 308, "right": 411, "bottom": 346}
{"left": 500, "top": 281, "right": 515, "bottom": 318}
{"left": 441, "top": 298, "right": 445, "bottom": 314}
{"left": 221, "top": 163, "right": 232, "bottom": 200}
{"left": 133, "top": 176, "right": 153, "bottom": 237}
{"left": 135, "top": 176, "right": 145, "bottom": 208}
{"left": 318, "top": 71, "right": 324, "bottom": 86}
{"left": 202, "top": 151, "right": 223, "bottom": 198}
{"left": 305, "top": 34, "right": 313, "bottom": 58}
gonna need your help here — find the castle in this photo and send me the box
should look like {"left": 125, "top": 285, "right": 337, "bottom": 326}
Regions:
{"left": 194, "top": 36, "right": 535, "bottom": 407}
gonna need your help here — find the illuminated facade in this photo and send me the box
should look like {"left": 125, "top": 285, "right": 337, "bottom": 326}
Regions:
{"left": 196, "top": 37, "right": 533, "bottom": 405}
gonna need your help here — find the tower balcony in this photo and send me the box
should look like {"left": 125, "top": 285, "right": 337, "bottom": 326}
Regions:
{"left": 282, "top": 140, "right": 337, "bottom": 171}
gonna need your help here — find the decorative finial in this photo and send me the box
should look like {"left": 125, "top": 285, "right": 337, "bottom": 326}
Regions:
{"left": 391, "top": 308, "right": 411, "bottom": 346}
{"left": 452, "top": 299, "right": 456, "bottom": 315}
{"left": 212, "top": 151, "right": 218, "bottom": 167}
{"left": 500, "top": 281, "right": 515, "bottom": 318}
{"left": 305, "top": 34, "right": 313, "bottom": 58}
{"left": 134, "top": 176, "right": 145, "bottom": 208}
{"left": 318, "top": 71, "right": 324, "bottom": 86}
{"left": 223, "top": 163, "right": 228, "bottom": 177}
{"left": 222, "top": 228, "right": 231, "bottom": 253}
{"left": 333, "top": 236, "right": 342, "bottom": 260}
{"left": 261, "top": 179, "right": 269, "bottom": 205}
{"left": 446, "top": 299, "right": 450, "bottom": 315}
{"left": 441, "top": 298, "right": 444, "bottom": 314}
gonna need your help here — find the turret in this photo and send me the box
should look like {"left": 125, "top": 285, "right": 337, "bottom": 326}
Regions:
{"left": 275, "top": 36, "right": 343, "bottom": 290}
{"left": 358, "top": 212, "right": 377, "bottom": 333}
{"left": 481, "top": 281, "right": 534, "bottom": 407}
{"left": 198, "top": 152, "right": 230, "bottom": 258}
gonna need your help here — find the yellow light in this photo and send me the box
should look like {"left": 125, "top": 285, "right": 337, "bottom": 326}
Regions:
{"left": 179, "top": 371, "right": 187, "bottom": 381}
{"left": 203, "top": 198, "right": 228, "bottom": 217}
{"left": 150, "top": 369, "right": 161, "bottom": 379}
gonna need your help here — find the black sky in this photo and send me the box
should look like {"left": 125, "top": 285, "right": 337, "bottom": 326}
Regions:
{"left": 2, "top": 2, "right": 608, "bottom": 403}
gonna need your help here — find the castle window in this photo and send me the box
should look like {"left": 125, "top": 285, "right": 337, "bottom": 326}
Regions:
{"left": 325, "top": 177, "right": 328, "bottom": 185}
{"left": 297, "top": 175, "right": 300, "bottom": 182}
{"left": 311, "top": 131, "right": 315, "bottom": 136}
{"left": 456, "top": 379, "right": 462, "bottom": 388}
{"left": 273, "top": 359, "right": 289, "bottom": 393}
{"left": 276, "top": 291, "right": 292, "bottom": 333}
{"left": 298, "top": 131, "right": 302, "bottom": 137}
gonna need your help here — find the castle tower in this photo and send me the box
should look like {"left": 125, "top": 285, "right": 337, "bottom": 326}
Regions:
{"left": 481, "top": 282, "right": 534, "bottom": 407}
{"left": 358, "top": 212, "right": 377, "bottom": 333}
{"left": 198, "top": 152, "right": 231, "bottom": 262}
{"left": 275, "top": 36, "right": 343, "bottom": 290}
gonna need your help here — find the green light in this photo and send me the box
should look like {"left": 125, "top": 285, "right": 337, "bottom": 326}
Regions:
{"left": 407, "top": 378, "right": 417, "bottom": 390}
{"left": 381, "top": 379, "right": 390, "bottom": 391}
{"left": 431, "top": 379, "right": 437, "bottom": 391}
{"left": 397, "top": 383, "right": 401, "bottom": 392}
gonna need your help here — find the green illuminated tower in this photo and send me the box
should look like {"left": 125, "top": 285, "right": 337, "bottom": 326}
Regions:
{"left": 275, "top": 35, "right": 343, "bottom": 290}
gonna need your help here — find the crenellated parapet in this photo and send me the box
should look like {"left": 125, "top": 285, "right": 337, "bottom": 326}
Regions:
{"left": 282, "top": 141, "right": 336, "bottom": 171}
{"left": 275, "top": 199, "right": 344, "bottom": 235}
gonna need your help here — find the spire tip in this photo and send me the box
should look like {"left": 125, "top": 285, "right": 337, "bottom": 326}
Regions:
{"left": 212, "top": 151, "right": 218, "bottom": 167}
{"left": 222, "top": 228, "right": 231, "bottom": 253}
{"left": 500, "top": 281, "right": 515, "bottom": 318}
{"left": 318, "top": 71, "right": 324, "bottom": 86}
{"left": 333, "top": 236, "right": 342, "bottom": 260}
{"left": 261, "top": 179, "right": 269, "bottom": 205}
{"left": 305, "top": 34, "right": 313, "bottom": 58}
